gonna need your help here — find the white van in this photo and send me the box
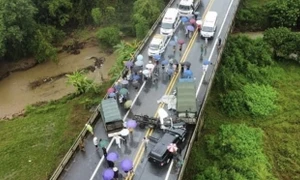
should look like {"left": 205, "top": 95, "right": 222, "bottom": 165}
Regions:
{"left": 160, "top": 8, "right": 180, "bottom": 36}
{"left": 148, "top": 34, "right": 171, "bottom": 56}
{"left": 201, "top": 11, "right": 218, "bottom": 39}
{"left": 178, "top": 0, "right": 201, "bottom": 17}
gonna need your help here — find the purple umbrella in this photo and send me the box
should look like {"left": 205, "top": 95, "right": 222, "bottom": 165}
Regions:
{"left": 106, "top": 152, "right": 119, "bottom": 162}
{"left": 187, "top": 25, "right": 195, "bottom": 32}
{"left": 125, "top": 61, "right": 133, "bottom": 68}
{"left": 102, "top": 168, "right": 114, "bottom": 180}
{"left": 121, "top": 79, "right": 129, "bottom": 85}
{"left": 203, "top": 60, "right": 212, "bottom": 65}
{"left": 126, "top": 119, "right": 137, "bottom": 128}
{"left": 120, "top": 159, "right": 133, "bottom": 172}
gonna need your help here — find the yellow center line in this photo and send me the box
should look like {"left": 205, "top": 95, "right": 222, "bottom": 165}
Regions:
{"left": 127, "top": 1, "right": 215, "bottom": 179}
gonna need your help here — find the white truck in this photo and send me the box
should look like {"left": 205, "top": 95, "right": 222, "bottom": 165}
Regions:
{"left": 201, "top": 11, "right": 218, "bottom": 39}
{"left": 148, "top": 34, "right": 171, "bottom": 57}
{"left": 160, "top": 8, "right": 181, "bottom": 36}
{"left": 178, "top": 0, "right": 201, "bottom": 17}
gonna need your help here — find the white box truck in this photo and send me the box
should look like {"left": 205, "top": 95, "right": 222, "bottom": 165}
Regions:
{"left": 148, "top": 34, "right": 171, "bottom": 56}
{"left": 201, "top": 11, "right": 218, "bottom": 39}
{"left": 178, "top": 0, "right": 201, "bottom": 17}
{"left": 160, "top": 8, "right": 181, "bottom": 36}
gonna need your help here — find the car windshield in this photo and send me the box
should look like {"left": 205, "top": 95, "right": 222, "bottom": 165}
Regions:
{"left": 178, "top": 5, "right": 190, "bottom": 11}
{"left": 161, "top": 22, "right": 173, "bottom": 29}
{"left": 202, "top": 26, "right": 214, "bottom": 32}
{"left": 150, "top": 44, "right": 159, "bottom": 50}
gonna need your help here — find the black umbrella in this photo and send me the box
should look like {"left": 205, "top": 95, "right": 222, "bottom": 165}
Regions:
{"left": 132, "top": 66, "right": 142, "bottom": 73}
{"left": 184, "top": 61, "right": 191, "bottom": 67}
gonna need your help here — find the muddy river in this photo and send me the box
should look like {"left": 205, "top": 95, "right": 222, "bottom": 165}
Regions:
{"left": 0, "top": 45, "right": 116, "bottom": 119}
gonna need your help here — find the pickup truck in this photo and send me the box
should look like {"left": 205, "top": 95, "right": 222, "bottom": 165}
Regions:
{"left": 148, "top": 128, "right": 186, "bottom": 166}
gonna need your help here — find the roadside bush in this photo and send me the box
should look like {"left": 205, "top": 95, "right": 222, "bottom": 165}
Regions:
{"left": 97, "top": 26, "right": 120, "bottom": 47}
{"left": 243, "top": 84, "right": 278, "bottom": 116}
{"left": 91, "top": 8, "right": 102, "bottom": 25}
{"left": 220, "top": 90, "right": 247, "bottom": 117}
{"left": 66, "top": 71, "right": 97, "bottom": 95}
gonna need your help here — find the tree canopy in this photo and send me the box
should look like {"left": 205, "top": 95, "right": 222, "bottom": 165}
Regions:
{"left": 197, "top": 124, "right": 275, "bottom": 180}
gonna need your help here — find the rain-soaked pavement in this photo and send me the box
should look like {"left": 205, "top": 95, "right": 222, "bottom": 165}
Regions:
{"left": 58, "top": 0, "right": 240, "bottom": 179}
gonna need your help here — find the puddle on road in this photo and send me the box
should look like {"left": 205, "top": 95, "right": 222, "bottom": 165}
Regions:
{"left": 0, "top": 45, "right": 116, "bottom": 119}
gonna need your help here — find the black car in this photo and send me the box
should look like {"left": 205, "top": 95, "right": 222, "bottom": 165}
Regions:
{"left": 148, "top": 128, "right": 186, "bottom": 166}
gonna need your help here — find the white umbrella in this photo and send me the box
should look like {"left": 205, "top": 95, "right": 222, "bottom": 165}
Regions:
{"left": 119, "top": 129, "right": 129, "bottom": 136}
{"left": 142, "top": 69, "right": 150, "bottom": 76}
{"left": 146, "top": 63, "right": 155, "bottom": 70}
{"left": 135, "top": 60, "right": 144, "bottom": 67}
{"left": 196, "top": 20, "right": 202, "bottom": 26}
{"left": 167, "top": 143, "right": 178, "bottom": 153}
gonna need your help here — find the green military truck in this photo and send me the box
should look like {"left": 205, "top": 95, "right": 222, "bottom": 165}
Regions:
{"left": 176, "top": 78, "right": 198, "bottom": 124}
{"left": 98, "top": 98, "right": 124, "bottom": 134}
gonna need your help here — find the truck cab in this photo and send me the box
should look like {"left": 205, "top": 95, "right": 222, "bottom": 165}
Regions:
{"left": 160, "top": 8, "right": 180, "bottom": 36}
{"left": 148, "top": 34, "right": 170, "bottom": 57}
{"left": 178, "top": 0, "right": 201, "bottom": 17}
{"left": 201, "top": 11, "right": 218, "bottom": 39}
{"left": 176, "top": 78, "right": 197, "bottom": 124}
{"left": 98, "top": 98, "right": 124, "bottom": 134}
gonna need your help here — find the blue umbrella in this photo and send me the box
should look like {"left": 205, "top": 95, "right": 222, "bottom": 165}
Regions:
{"left": 135, "top": 60, "right": 143, "bottom": 67}
{"left": 102, "top": 168, "right": 114, "bottom": 180}
{"left": 181, "top": 16, "right": 189, "bottom": 23}
{"left": 132, "top": 74, "right": 141, "bottom": 81}
{"left": 108, "top": 92, "right": 116, "bottom": 98}
{"left": 153, "top": 54, "right": 161, "bottom": 61}
{"left": 161, "top": 59, "right": 169, "bottom": 65}
{"left": 187, "top": 25, "right": 195, "bottom": 31}
{"left": 167, "top": 68, "right": 174, "bottom": 75}
{"left": 120, "top": 159, "right": 133, "bottom": 172}
{"left": 106, "top": 152, "right": 119, "bottom": 162}
{"left": 137, "top": 54, "right": 143, "bottom": 61}
{"left": 169, "top": 40, "right": 176, "bottom": 46}
{"left": 183, "top": 70, "right": 193, "bottom": 78}
{"left": 203, "top": 60, "right": 211, "bottom": 65}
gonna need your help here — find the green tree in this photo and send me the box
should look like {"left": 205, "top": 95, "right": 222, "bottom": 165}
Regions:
{"left": 265, "top": 0, "right": 300, "bottom": 28}
{"left": 104, "top": 6, "right": 116, "bottom": 25}
{"left": 134, "top": 16, "right": 150, "bottom": 40}
{"left": 91, "top": 8, "right": 102, "bottom": 25}
{"left": 203, "top": 124, "right": 275, "bottom": 180}
{"left": 243, "top": 84, "right": 278, "bottom": 116}
{"left": 47, "top": 0, "right": 72, "bottom": 26}
{"left": 97, "top": 26, "right": 120, "bottom": 47}
{"left": 132, "top": 0, "right": 163, "bottom": 25}
{"left": 0, "top": 14, "right": 6, "bottom": 57}
{"left": 66, "top": 71, "right": 97, "bottom": 94}
{"left": 0, "top": 0, "right": 37, "bottom": 60}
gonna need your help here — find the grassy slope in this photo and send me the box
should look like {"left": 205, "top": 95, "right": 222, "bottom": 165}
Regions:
{"left": 0, "top": 81, "right": 111, "bottom": 180}
{"left": 184, "top": 54, "right": 300, "bottom": 179}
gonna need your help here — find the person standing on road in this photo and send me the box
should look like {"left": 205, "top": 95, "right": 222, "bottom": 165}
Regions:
{"left": 93, "top": 136, "right": 99, "bottom": 150}
{"left": 143, "top": 137, "right": 149, "bottom": 150}
{"left": 85, "top": 123, "right": 94, "bottom": 135}
{"left": 99, "top": 138, "right": 108, "bottom": 157}
{"left": 107, "top": 159, "right": 114, "bottom": 168}
{"left": 113, "top": 167, "right": 119, "bottom": 180}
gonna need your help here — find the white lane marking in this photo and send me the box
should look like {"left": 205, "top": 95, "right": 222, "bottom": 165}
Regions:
{"left": 164, "top": 0, "right": 235, "bottom": 179}
{"left": 196, "top": 0, "right": 234, "bottom": 96}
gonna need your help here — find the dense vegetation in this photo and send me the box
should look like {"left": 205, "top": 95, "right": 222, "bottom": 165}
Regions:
{"left": 235, "top": 0, "right": 300, "bottom": 31}
{"left": 184, "top": 33, "right": 300, "bottom": 180}
{"left": 0, "top": 0, "right": 168, "bottom": 179}
{"left": 0, "top": 0, "right": 167, "bottom": 63}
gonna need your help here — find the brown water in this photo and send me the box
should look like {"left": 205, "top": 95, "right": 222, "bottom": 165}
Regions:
{"left": 0, "top": 45, "right": 116, "bottom": 119}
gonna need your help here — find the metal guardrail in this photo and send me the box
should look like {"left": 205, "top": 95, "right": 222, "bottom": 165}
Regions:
{"left": 50, "top": 1, "right": 176, "bottom": 179}
{"left": 177, "top": 0, "right": 241, "bottom": 179}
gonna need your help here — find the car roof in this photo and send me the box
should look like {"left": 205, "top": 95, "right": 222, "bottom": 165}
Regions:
{"left": 162, "top": 8, "right": 178, "bottom": 23}
{"left": 150, "top": 133, "right": 176, "bottom": 157}
{"left": 179, "top": 0, "right": 193, "bottom": 6}
{"left": 151, "top": 34, "right": 164, "bottom": 45}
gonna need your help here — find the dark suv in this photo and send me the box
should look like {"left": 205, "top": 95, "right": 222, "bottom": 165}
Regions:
{"left": 148, "top": 128, "right": 186, "bottom": 166}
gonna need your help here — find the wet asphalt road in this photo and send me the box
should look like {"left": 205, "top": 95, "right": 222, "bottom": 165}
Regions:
{"left": 58, "top": 0, "right": 240, "bottom": 179}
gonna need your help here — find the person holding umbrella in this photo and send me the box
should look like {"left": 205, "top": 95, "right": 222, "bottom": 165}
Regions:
{"left": 106, "top": 152, "right": 118, "bottom": 168}
{"left": 99, "top": 138, "right": 109, "bottom": 157}
{"left": 120, "top": 159, "right": 134, "bottom": 177}
{"left": 102, "top": 168, "right": 114, "bottom": 180}
{"left": 113, "top": 167, "right": 119, "bottom": 180}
